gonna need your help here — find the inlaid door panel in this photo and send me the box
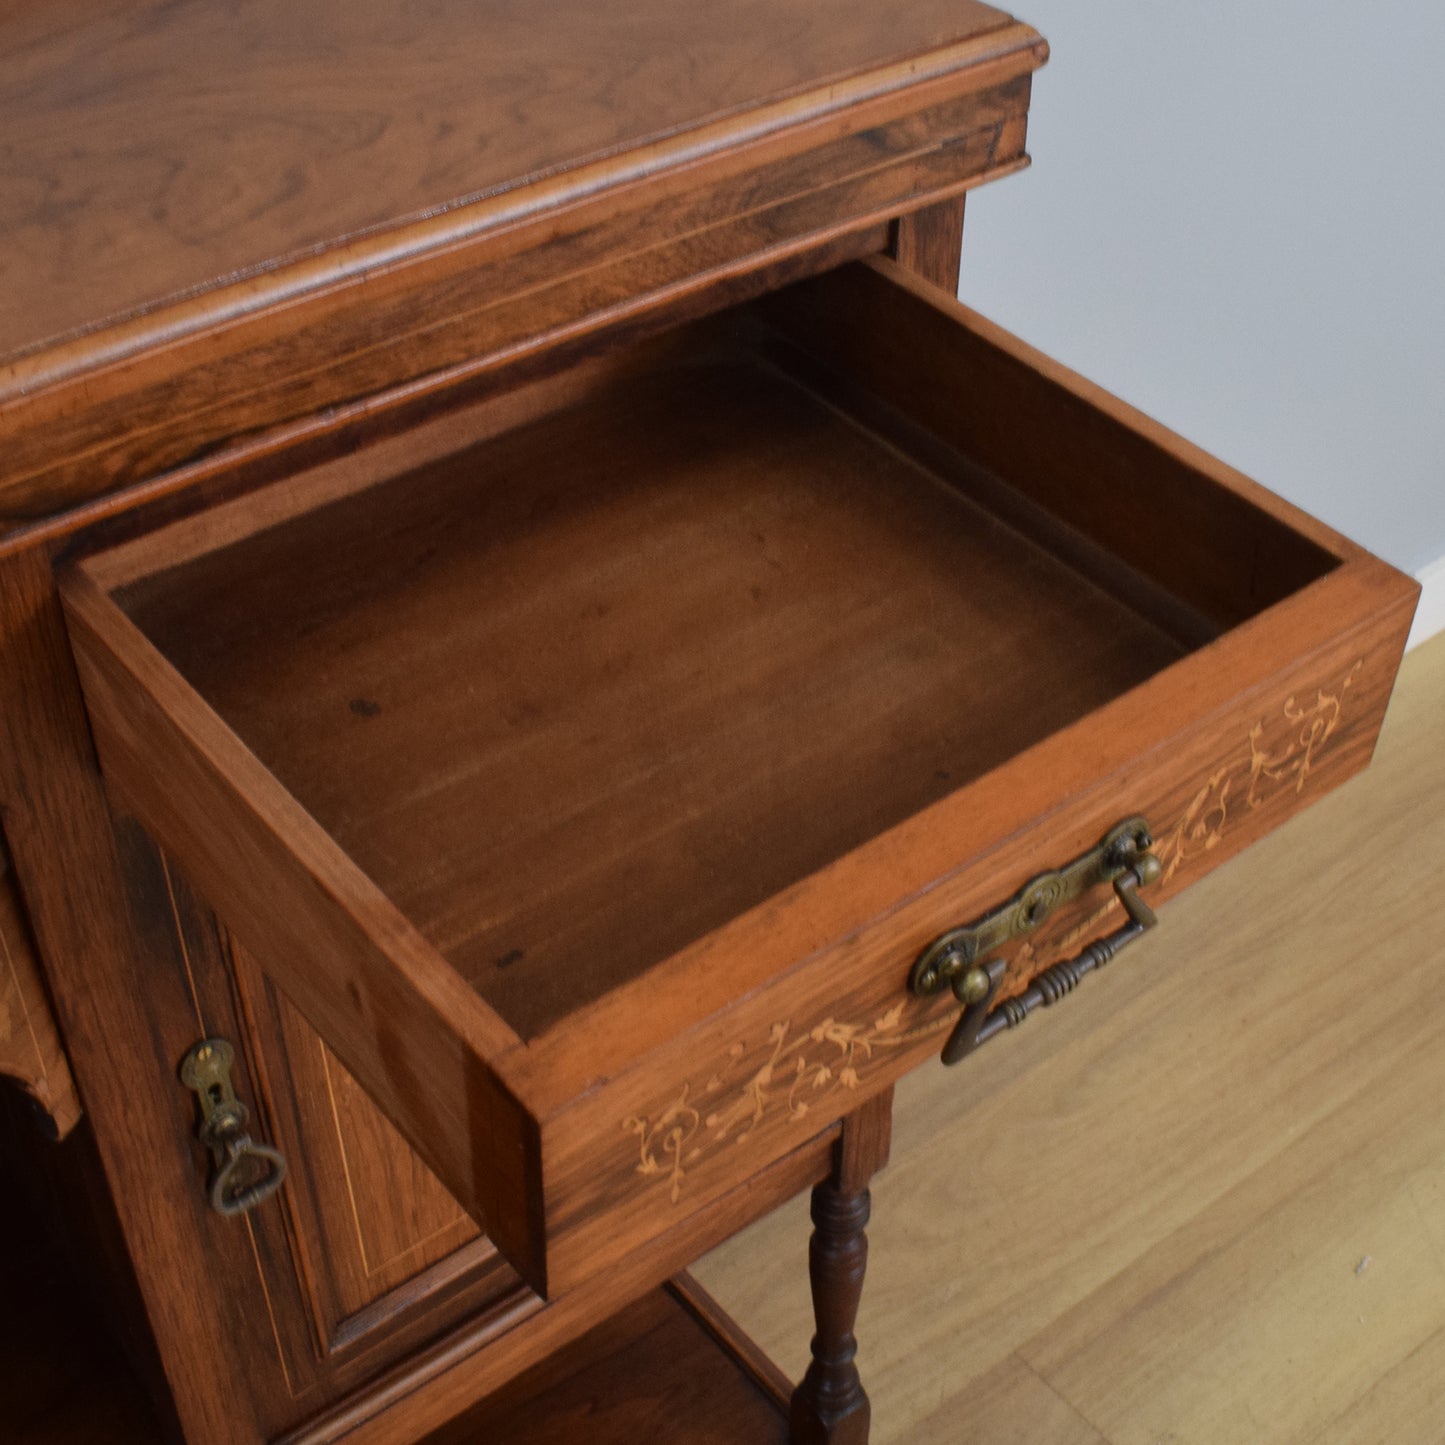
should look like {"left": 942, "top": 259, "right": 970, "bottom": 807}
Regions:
{"left": 229, "top": 938, "right": 519, "bottom": 1363}
{"left": 116, "top": 823, "right": 523, "bottom": 1431}
{"left": 308, "top": 1032, "right": 478, "bottom": 1301}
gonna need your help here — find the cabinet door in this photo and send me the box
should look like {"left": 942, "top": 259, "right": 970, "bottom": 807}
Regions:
{"left": 116, "top": 821, "right": 523, "bottom": 1435}
{"left": 230, "top": 937, "right": 516, "bottom": 1362}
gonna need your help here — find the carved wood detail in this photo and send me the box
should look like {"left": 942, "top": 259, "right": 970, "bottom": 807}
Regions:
{"left": 0, "top": 837, "right": 81, "bottom": 1136}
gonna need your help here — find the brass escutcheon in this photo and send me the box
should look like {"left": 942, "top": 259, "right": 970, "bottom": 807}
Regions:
{"left": 180, "top": 1038, "right": 287, "bottom": 1217}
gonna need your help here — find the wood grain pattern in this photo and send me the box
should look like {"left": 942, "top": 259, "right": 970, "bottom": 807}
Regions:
{"left": 697, "top": 635, "right": 1445, "bottom": 1445}
{"left": 59, "top": 562, "right": 548, "bottom": 1289}
{"left": 226, "top": 933, "right": 518, "bottom": 1370}
{"left": 668, "top": 1271, "right": 795, "bottom": 1412}
{"left": 0, "top": 547, "right": 276, "bottom": 1443}
{"left": 4, "top": 8, "right": 1425, "bottom": 1438}
{"left": 1, "top": 0, "right": 1018, "bottom": 358}
{"left": 0, "top": 18, "right": 1049, "bottom": 1434}
{"left": 4, "top": 96, "right": 1032, "bottom": 524}
{"left": 26, "top": 818, "right": 825, "bottom": 1441}
{"left": 309, "top": 1039, "right": 477, "bottom": 1302}
{"left": 114, "top": 355, "right": 1182, "bottom": 1043}
{"left": 18, "top": 642, "right": 1444, "bottom": 1443}
{"left": 889, "top": 196, "right": 967, "bottom": 290}
{"left": 516, "top": 257, "right": 1408, "bottom": 1098}
{"left": 758, "top": 258, "right": 1351, "bottom": 623}
{"left": 418, "top": 1277, "right": 787, "bottom": 1445}
{"left": 99, "top": 812, "right": 419, "bottom": 1429}
{"left": 286, "top": 1131, "right": 837, "bottom": 1445}
{"left": 15, "top": 676, "right": 500, "bottom": 1433}
{"left": 908, "top": 1355, "right": 1108, "bottom": 1445}
{"left": 4, "top": 222, "right": 892, "bottom": 567}
{"left": 541, "top": 593, "right": 1412, "bottom": 1289}
{"left": 1023, "top": 1033, "right": 1445, "bottom": 1443}
{"left": 1316, "top": 1325, "right": 1445, "bottom": 1445}
{"left": 835, "top": 1088, "right": 895, "bottom": 1197}
{"left": 1, "top": 15, "right": 1045, "bottom": 524}
{"left": 0, "top": 840, "right": 81, "bottom": 1136}
{"left": 790, "top": 1095, "right": 893, "bottom": 1445}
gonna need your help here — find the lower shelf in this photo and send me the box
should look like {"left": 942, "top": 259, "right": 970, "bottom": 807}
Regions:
{"left": 2, "top": 1098, "right": 787, "bottom": 1445}
{"left": 3, "top": 1078, "right": 789, "bottom": 1445}
{"left": 421, "top": 1276, "right": 791, "bottom": 1444}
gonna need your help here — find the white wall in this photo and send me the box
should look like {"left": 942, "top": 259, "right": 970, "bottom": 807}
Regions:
{"left": 956, "top": 1, "right": 1445, "bottom": 586}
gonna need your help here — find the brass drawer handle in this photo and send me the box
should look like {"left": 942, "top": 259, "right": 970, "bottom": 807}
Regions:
{"left": 180, "top": 1038, "right": 288, "bottom": 1217}
{"left": 910, "top": 817, "right": 1162, "bottom": 1065}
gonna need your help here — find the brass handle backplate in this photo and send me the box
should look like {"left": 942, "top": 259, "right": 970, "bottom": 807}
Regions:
{"left": 180, "top": 1038, "right": 287, "bottom": 1217}
{"left": 910, "top": 817, "right": 1161, "bottom": 1065}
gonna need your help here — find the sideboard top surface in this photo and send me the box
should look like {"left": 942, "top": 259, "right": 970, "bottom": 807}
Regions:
{"left": 0, "top": 0, "right": 1013, "bottom": 366}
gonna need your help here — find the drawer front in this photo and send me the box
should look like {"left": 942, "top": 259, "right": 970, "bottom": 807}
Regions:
{"left": 59, "top": 259, "right": 1417, "bottom": 1300}
{"left": 538, "top": 603, "right": 1408, "bottom": 1287}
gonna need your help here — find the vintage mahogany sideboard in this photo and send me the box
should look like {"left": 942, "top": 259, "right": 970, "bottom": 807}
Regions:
{"left": 0, "top": 4, "right": 1419, "bottom": 1442}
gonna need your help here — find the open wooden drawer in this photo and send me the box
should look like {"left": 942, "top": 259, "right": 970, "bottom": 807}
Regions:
{"left": 58, "top": 257, "right": 1418, "bottom": 1300}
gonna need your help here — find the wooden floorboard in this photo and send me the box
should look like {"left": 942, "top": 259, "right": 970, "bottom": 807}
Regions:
{"left": 1314, "top": 1323, "right": 1445, "bottom": 1445}
{"left": 906, "top": 1353, "right": 1108, "bottom": 1445}
{"left": 1020, "top": 1024, "right": 1445, "bottom": 1444}
{"left": 697, "top": 631, "right": 1445, "bottom": 1444}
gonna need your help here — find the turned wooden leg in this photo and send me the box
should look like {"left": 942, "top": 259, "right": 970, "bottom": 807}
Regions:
{"left": 790, "top": 1089, "right": 893, "bottom": 1445}
{"left": 790, "top": 1177, "right": 872, "bottom": 1445}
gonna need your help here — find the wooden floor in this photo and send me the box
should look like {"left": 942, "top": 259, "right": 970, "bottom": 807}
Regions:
{"left": 697, "top": 629, "right": 1445, "bottom": 1445}
{"left": 6, "top": 633, "right": 1443, "bottom": 1442}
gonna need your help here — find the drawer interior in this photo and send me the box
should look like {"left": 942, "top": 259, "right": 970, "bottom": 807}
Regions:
{"left": 102, "top": 262, "right": 1338, "bottom": 1043}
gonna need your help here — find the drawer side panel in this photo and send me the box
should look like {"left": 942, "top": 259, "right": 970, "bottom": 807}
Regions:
{"left": 757, "top": 259, "right": 1349, "bottom": 629}
{"left": 58, "top": 565, "right": 549, "bottom": 1293}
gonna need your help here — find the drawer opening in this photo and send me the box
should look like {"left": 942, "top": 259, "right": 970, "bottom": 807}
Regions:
{"left": 95, "top": 262, "right": 1338, "bottom": 1045}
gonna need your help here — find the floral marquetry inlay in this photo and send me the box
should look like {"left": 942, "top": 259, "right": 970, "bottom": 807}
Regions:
{"left": 1161, "top": 657, "right": 1361, "bottom": 883}
{"left": 1245, "top": 660, "right": 1361, "bottom": 807}
{"left": 622, "top": 658, "right": 1366, "bottom": 1203}
{"left": 624, "top": 1004, "right": 951, "bottom": 1204}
